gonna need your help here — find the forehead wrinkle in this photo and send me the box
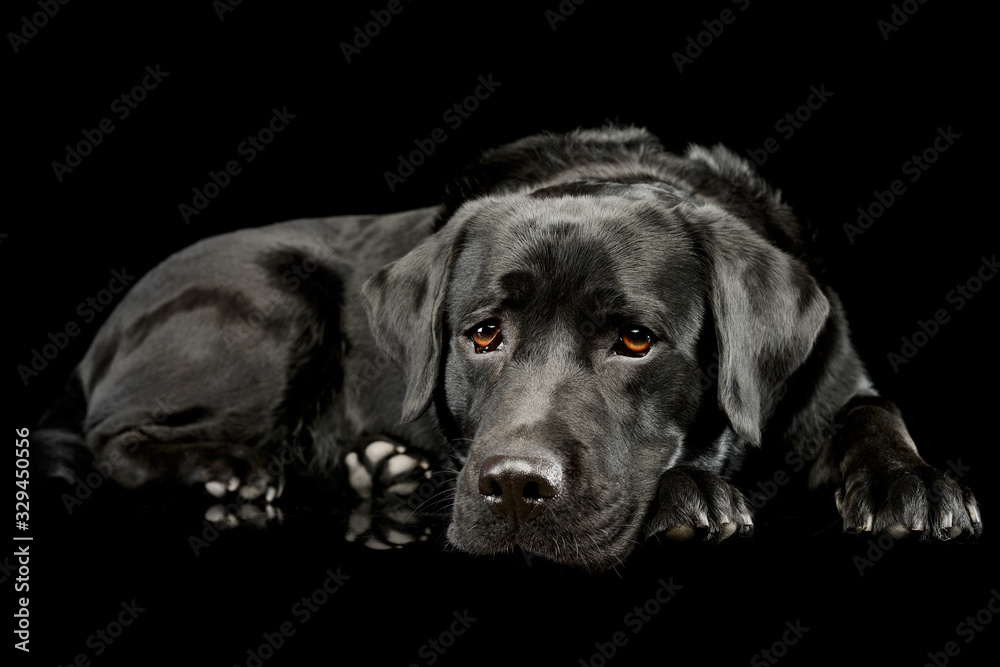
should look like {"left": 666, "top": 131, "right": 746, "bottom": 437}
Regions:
{"left": 448, "top": 194, "right": 700, "bottom": 331}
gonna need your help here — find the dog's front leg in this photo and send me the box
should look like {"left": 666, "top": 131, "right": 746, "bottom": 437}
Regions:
{"left": 827, "top": 395, "right": 982, "bottom": 539}
{"left": 646, "top": 465, "right": 755, "bottom": 542}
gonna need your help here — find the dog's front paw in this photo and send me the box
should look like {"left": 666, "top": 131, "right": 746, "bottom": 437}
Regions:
{"left": 837, "top": 462, "right": 982, "bottom": 540}
{"left": 343, "top": 437, "right": 431, "bottom": 501}
{"left": 647, "top": 465, "right": 754, "bottom": 542}
{"left": 344, "top": 499, "right": 433, "bottom": 550}
{"left": 342, "top": 437, "right": 436, "bottom": 549}
{"left": 201, "top": 471, "right": 284, "bottom": 529}
{"left": 191, "top": 446, "right": 285, "bottom": 528}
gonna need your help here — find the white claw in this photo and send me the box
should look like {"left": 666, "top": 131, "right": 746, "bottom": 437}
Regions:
{"left": 227, "top": 477, "right": 240, "bottom": 492}
{"left": 719, "top": 522, "right": 737, "bottom": 540}
{"left": 966, "top": 504, "right": 980, "bottom": 524}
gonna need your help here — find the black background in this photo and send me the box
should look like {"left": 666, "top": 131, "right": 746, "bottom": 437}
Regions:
{"left": 7, "top": 1, "right": 998, "bottom": 666}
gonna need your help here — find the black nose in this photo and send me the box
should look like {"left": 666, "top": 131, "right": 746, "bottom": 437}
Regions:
{"left": 478, "top": 455, "right": 561, "bottom": 526}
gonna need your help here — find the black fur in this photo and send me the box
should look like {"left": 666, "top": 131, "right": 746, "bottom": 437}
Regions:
{"left": 36, "top": 127, "right": 981, "bottom": 570}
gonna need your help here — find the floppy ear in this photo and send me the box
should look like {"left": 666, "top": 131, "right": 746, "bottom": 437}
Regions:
{"left": 361, "top": 224, "right": 462, "bottom": 423}
{"left": 702, "top": 206, "right": 830, "bottom": 446}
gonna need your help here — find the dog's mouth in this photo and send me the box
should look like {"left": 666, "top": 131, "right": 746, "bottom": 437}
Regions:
{"left": 446, "top": 488, "right": 644, "bottom": 571}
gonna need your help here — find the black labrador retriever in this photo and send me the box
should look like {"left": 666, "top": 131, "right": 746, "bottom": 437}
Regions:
{"left": 38, "top": 127, "right": 981, "bottom": 570}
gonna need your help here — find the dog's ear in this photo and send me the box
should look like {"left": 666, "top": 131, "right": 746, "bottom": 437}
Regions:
{"left": 701, "top": 206, "right": 830, "bottom": 446}
{"left": 361, "top": 223, "right": 463, "bottom": 423}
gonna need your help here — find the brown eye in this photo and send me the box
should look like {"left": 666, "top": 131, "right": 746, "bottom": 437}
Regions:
{"left": 614, "top": 326, "right": 655, "bottom": 357}
{"left": 471, "top": 319, "right": 503, "bottom": 353}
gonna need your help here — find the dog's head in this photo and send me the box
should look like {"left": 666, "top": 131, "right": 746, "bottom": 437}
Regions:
{"left": 363, "top": 128, "right": 829, "bottom": 570}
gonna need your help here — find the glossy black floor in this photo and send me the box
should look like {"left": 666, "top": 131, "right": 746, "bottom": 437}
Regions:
{"left": 10, "top": 2, "right": 997, "bottom": 665}
{"left": 30, "top": 473, "right": 999, "bottom": 666}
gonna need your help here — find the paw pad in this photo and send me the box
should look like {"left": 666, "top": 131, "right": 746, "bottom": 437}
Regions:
{"left": 201, "top": 470, "right": 284, "bottom": 529}
{"left": 345, "top": 438, "right": 431, "bottom": 500}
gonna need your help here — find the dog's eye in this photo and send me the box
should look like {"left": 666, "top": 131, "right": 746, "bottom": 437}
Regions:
{"left": 614, "top": 326, "right": 655, "bottom": 357}
{"left": 470, "top": 319, "right": 503, "bottom": 353}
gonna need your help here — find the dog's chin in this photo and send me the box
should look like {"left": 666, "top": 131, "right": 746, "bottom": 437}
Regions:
{"left": 445, "top": 509, "right": 643, "bottom": 572}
